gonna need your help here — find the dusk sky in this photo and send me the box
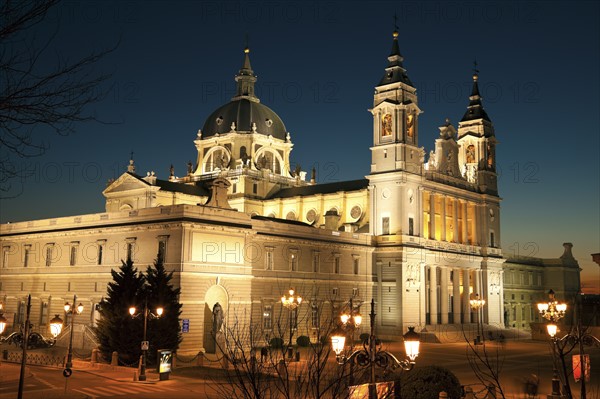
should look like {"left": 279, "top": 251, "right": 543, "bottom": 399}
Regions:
{"left": 1, "top": 1, "right": 598, "bottom": 292}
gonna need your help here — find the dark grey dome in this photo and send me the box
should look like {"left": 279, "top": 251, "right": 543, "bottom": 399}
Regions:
{"left": 202, "top": 99, "right": 287, "bottom": 140}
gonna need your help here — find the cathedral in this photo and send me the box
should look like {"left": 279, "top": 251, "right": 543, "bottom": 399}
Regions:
{"left": 0, "top": 30, "right": 581, "bottom": 353}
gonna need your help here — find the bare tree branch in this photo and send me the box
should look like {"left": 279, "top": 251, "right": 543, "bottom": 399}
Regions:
{"left": 0, "top": 0, "right": 118, "bottom": 197}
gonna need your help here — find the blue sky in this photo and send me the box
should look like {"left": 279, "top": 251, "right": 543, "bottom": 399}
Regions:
{"left": 1, "top": 1, "right": 598, "bottom": 292}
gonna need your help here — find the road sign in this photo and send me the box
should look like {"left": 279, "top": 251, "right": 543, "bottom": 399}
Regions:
{"left": 63, "top": 368, "right": 72, "bottom": 378}
{"left": 141, "top": 341, "right": 149, "bottom": 350}
{"left": 182, "top": 319, "right": 190, "bottom": 333}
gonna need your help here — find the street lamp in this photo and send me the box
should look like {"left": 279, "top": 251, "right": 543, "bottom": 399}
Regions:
{"left": 281, "top": 288, "right": 302, "bottom": 351}
{"left": 129, "top": 299, "right": 163, "bottom": 381}
{"left": 537, "top": 289, "right": 567, "bottom": 398}
{"left": 469, "top": 294, "right": 485, "bottom": 344}
{"left": 331, "top": 299, "right": 420, "bottom": 398}
{"left": 64, "top": 295, "right": 84, "bottom": 370}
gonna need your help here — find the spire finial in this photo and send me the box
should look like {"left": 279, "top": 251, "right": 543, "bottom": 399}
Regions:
{"left": 472, "top": 59, "right": 479, "bottom": 81}
{"left": 130, "top": 150, "right": 134, "bottom": 161}
{"left": 393, "top": 12, "right": 399, "bottom": 38}
{"left": 127, "top": 150, "right": 135, "bottom": 173}
{"left": 244, "top": 33, "right": 250, "bottom": 53}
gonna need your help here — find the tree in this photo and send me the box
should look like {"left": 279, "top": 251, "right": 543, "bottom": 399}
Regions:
{"left": 208, "top": 301, "right": 350, "bottom": 399}
{"left": 94, "top": 260, "right": 145, "bottom": 364}
{"left": 0, "top": 0, "right": 116, "bottom": 197}
{"left": 143, "top": 255, "right": 182, "bottom": 364}
{"left": 397, "top": 366, "right": 462, "bottom": 399}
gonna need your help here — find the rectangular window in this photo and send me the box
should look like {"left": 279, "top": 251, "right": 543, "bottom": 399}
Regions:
{"left": 382, "top": 217, "right": 390, "bottom": 235}
{"left": 332, "top": 287, "right": 339, "bottom": 297}
{"left": 537, "top": 273, "right": 542, "bottom": 286}
{"left": 290, "top": 252, "right": 298, "bottom": 271}
{"left": 70, "top": 244, "right": 78, "bottom": 266}
{"left": 232, "top": 183, "right": 237, "bottom": 194}
{"left": 24, "top": 245, "right": 31, "bottom": 267}
{"left": 528, "top": 272, "right": 533, "bottom": 286}
{"left": 334, "top": 256, "right": 340, "bottom": 274}
{"left": 312, "top": 252, "right": 320, "bottom": 273}
{"left": 353, "top": 258, "right": 359, "bottom": 275}
{"left": 311, "top": 305, "right": 319, "bottom": 328}
{"left": 45, "top": 245, "right": 53, "bottom": 267}
{"left": 263, "top": 305, "right": 272, "bottom": 330}
{"left": 2, "top": 246, "right": 9, "bottom": 268}
{"left": 490, "top": 232, "right": 495, "bottom": 247}
{"left": 253, "top": 183, "right": 258, "bottom": 194}
{"left": 408, "top": 218, "right": 414, "bottom": 236}
{"left": 97, "top": 240, "right": 106, "bottom": 265}
{"left": 352, "top": 288, "right": 359, "bottom": 297}
{"left": 40, "top": 302, "right": 49, "bottom": 326}
{"left": 265, "top": 250, "right": 274, "bottom": 271}
{"left": 157, "top": 235, "right": 169, "bottom": 261}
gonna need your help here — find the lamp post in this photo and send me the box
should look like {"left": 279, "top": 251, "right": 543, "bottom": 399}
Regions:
{"left": 537, "top": 289, "right": 567, "bottom": 398}
{"left": 331, "top": 299, "right": 420, "bottom": 399}
{"left": 469, "top": 294, "right": 485, "bottom": 345}
{"left": 337, "top": 298, "right": 363, "bottom": 385}
{"left": 281, "top": 288, "right": 302, "bottom": 353}
{"left": 129, "top": 299, "right": 163, "bottom": 381}
{"left": 64, "top": 295, "right": 84, "bottom": 370}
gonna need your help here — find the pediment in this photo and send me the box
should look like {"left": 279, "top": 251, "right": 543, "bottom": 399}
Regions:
{"left": 370, "top": 99, "right": 422, "bottom": 114}
{"left": 102, "top": 173, "right": 150, "bottom": 195}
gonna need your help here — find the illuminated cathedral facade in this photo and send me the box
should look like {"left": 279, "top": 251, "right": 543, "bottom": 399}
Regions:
{"left": 0, "top": 31, "right": 580, "bottom": 353}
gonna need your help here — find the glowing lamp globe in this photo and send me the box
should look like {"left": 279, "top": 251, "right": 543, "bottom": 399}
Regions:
{"left": 156, "top": 307, "right": 164, "bottom": 317}
{"left": 0, "top": 313, "right": 7, "bottom": 335}
{"left": 547, "top": 324, "right": 558, "bottom": 338}
{"left": 330, "top": 329, "right": 346, "bottom": 356}
{"left": 129, "top": 306, "right": 136, "bottom": 316}
{"left": 49, "top": 314, "right": 64, "bottom": 338}
{"left": 403, "top": 326, "right": 421, "bottom": 361}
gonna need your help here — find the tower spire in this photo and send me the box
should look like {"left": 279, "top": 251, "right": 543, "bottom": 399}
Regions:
{"left": 233, "top": 42, "right": 259, "bottom": 102}
{"left": 378, "top": 21, "right": 412, "bottom": 87}
{"left": 460, "top": 61, "right": 490, "bottom": 123}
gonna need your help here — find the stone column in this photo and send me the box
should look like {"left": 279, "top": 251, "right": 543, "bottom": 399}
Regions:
{"left": 429, "top": 192, "right": 436, "bottom": 240}
{"left": 430, "top": 266, "right": 438, "bottom": 325}
{"left": 453, "top": 198, "right": 459, "bottom": 243}
{"left": 462, "top": 269, "right": 471, "bottom": 323}
{"left": 440, "top": 267, "right": 449, "bottom": 324}
{"left": 453, "top": 268, "right": 462, "bottom": 324}
{"left": 440, "top": 195, "right": 446, "bottom": 242}
{"left": 473, "top": 269, "right": 480, "bottom": 324}
{"left": 462, "top": 200, "right": 468, "bottom": 245}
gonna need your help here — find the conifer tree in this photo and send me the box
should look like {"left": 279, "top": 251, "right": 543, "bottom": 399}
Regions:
{"left": 144, "top": 254, "right": 182, "bottom": 364}
{"left": 94, "top": 259, "right": 145, "bottom": 363}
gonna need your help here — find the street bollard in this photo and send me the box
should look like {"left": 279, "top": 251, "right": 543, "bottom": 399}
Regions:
{"left": 133, "top": 371, "right": 137, "bottom": 381}
{"left": 196, "top": 352, "right": 204, "bottom": 367}
{"left": 171, "top": 356, "right": 176, "bottom": 370}
{"left": 91, "top": 348, "right": 99, "bottom": 363}
{"left": 111, "top": 351, "right": 118, "bottom": 366}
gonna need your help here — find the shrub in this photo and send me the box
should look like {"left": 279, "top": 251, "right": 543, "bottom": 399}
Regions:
{"left": 296, "top": 335, "right": 311, "bottom": 347}
{"left": 269, "top": 337, "right": 284, "bottom": 348}
{"left": 398, "top": 366, "right": 461, "bottom": 399}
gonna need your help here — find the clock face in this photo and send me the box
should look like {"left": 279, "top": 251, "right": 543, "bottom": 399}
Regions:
{"left": 350, "top": 205, "right": 362, "bottom": 220}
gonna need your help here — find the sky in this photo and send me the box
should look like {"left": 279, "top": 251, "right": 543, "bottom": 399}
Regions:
{"left": 1, "top": 1, "right": 599, "bottom": 292}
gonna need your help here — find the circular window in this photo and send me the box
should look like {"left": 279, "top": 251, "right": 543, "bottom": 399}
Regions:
{"left": 350, "top": 205, "right": 362, "bottom": 220}
{"left": 286, "top": 211, "right": 296, "bottom": 221}
{"left": 265, "top": 118, "right": 273, "bottom": 127}
{"left": 216, "top": 116, "right": 223, "bottom": 125}
{"left": 306, "top": 209, "right": 317, "bottom": 223}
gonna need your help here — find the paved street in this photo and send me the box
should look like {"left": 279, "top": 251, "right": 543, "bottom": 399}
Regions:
{"left": 0, "top": 339, "right": 598, "bottom": 398}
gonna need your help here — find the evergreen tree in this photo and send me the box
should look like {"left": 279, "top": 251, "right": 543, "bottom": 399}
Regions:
{"left": 144, "top": 254, "right": 182, "bottom": 364}
{"left": 94, "top": 260, "right": 145, "bottom": 364}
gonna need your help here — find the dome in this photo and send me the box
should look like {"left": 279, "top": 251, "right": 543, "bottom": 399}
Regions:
{"left": 202, "top": 99, "right": 287, "bottom": 140}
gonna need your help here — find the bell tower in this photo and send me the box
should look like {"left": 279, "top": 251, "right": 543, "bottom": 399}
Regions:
{"left": 368, "top": 29, "right": 424, "bottom": 236}
{"left": 369, "top": 29, "right": 423, "bottom": 176}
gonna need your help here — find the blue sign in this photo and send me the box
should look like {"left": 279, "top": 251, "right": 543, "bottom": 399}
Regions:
{"left": 182, "top": 319, "right": 190, "bottom": 333}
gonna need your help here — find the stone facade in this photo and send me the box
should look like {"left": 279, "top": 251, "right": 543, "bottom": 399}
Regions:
{"left": 0, "top": 31, "right": 581, "bottom": 353}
